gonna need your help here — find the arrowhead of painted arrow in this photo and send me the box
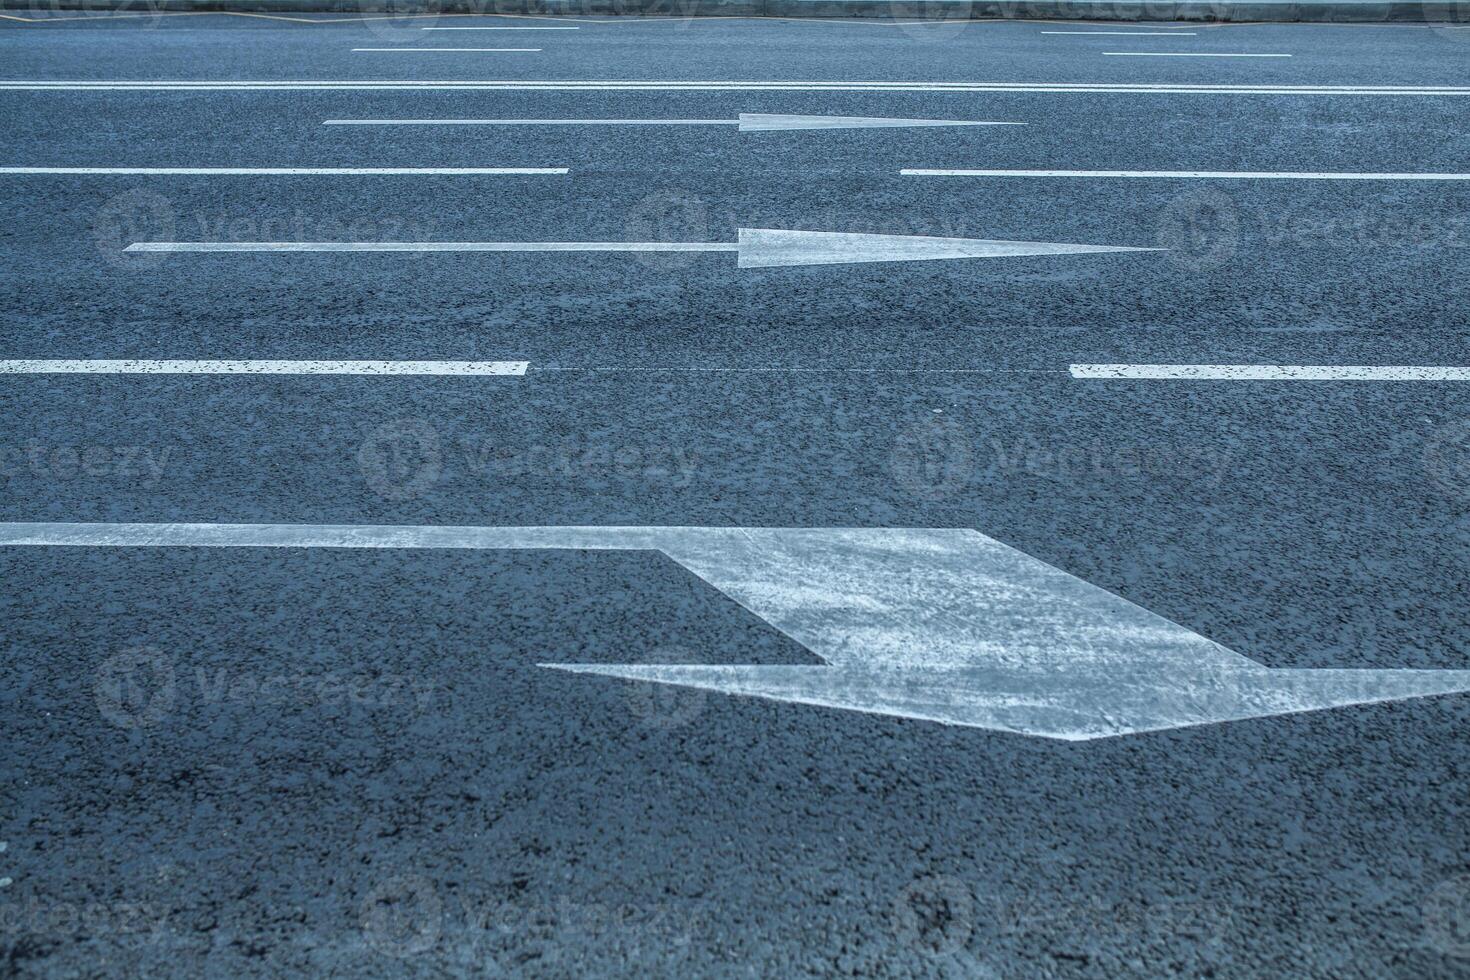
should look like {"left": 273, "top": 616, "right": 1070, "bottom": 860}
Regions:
{"left": 543, "top": 662, "right": 1470, "bottom": 740}
{"left": 537, "top": 526, "right": 1470, "bottom": 740}
{"left": 735, "top": 228, "right": 1164, "bottom": 269}
{"left": 736, "top": 113, "right": 1022, "bottom": 132}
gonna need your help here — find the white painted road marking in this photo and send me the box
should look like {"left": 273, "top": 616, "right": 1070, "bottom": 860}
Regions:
{"left": 903, "top": 169, "right": 1470, "bottom": 180}
{"left": 351, "top": 47, "right": 542, "bottom": 52}
{"left": 0, "top": 167, "right": 567, "bottom": 175}
{"left": 127, "top": 241, "right": 740, "bottom": 254}
{"left": 6, "top": 522, "right": 1468, "bottom": 740}
{"left": 3, "top": 81, "right": 1465, "bottom": 95}
{"left": 322, "top": 113, "right": 1022, "bottom": 132}
{"left": 422, "top": 25, "right": 579, "bottom": 29}
{"left": 1103, "top": 51, "right": 1292, "bottom": 57}
{"left": 0, "top": 359, "right": 528, "bottom": 376}
{"left": 1042, "top": 30, "right": 1198, "bottom": 34}
{"left": 326, "top": 118, "right": 737, "bottom": 126}
{"left": 126, "top": 228, "right": 1161, "bottom": 269}
{"left": 1070, "top": 364, "right": 1470, "bottom": 381}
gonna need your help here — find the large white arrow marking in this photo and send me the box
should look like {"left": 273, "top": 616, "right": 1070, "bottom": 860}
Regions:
{"left": 5, "top": 522, "right": 1467, "bottom": 741}
{"left": 126, "top": 228, "right": 1160, "bottom": 269}
{"left": 322, "top": 113, "right": 1022, "bottom": 132}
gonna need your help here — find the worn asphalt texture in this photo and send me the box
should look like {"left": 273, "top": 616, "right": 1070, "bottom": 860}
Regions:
{"left": 3, "top": 12, "right": 1470, "bottom": 978}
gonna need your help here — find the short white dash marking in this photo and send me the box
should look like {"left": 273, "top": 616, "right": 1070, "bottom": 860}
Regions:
{"left": 1103, "top": 51, "right": 1291, "bottom": 57}
{"left": 0, "top": 359, "right": 528, "bottom": 376}
{"left": 351, "top": 47, "right": 542, "bottom": 52}
{"left": 1069, "top": 364, "right": 1470, "bottom": 381}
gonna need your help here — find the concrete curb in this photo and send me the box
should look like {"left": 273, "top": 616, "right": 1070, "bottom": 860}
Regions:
{"left": 0, "top": 0, "right": 1460, "bottom": 21}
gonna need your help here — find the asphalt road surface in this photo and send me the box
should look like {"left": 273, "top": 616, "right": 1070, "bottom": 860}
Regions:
{"left": 4, "top": 11, "right": 1470, "bottom": 977}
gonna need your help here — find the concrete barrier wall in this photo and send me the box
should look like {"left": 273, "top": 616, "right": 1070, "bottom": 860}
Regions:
{"left": 0, "top": 0, "right": 1455, "bottom": 22}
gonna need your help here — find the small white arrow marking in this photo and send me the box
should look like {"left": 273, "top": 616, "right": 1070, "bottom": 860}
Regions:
{"left": 126, "top": 228, "right": 1160, "bottom": 269}
{"left": 321, "top": 113, "right": 1021, "bottom": 132}
{"left": 4, "top": 522, "right": 1467, "bottom": 741}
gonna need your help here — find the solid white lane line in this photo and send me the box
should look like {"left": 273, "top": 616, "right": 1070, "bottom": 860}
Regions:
{"left": 3, "top": 81, "right": 1463, "bottom": 95}
{"left": 1041, "top": 30, "right": 1198, "bottom": 34}
{"left": 422, "top": 25, "right": 579, "bottom": 29}
{"left": 323, "top": 118, "right": 736, "bottom": 126}
{"left": 321, "top": 113, "right": 1016, "bottom": 130}
{"left": 0, "top": 359, "right": 528, "bottom": 376}
{"left": 903, "top": 169, "right": 1470, "bottom": 180}
{"left": 351, "top": 47, "right": 542, "bottom": 52}
{"left": 1103, "top": 51, "right": 1291, "bottom": 57}
{"left": 125, "top": 241, "right": 737, "bottom": 253}
{"left": 0, "top": 167, "right": 567, "bottom": 175}
{"left": 1070, "top": 364, "right": 1470, "bottom": 381}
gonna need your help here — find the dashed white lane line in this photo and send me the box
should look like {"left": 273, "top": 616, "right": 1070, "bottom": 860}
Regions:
{"left": 351, "top": 47, "right": 542, "bottom": 52}
{"left": 1041, "top": 31, "right": 1199, "bottom": 35}
{"left": 0, "top": 359, "right": 528, "bottom": 376}
{"left": 903, "top": 169, "right": 1470, "bottom": 180}
{"left": 2, "top": 81, "right": 1462, "bottom": 95}
{"left": 0, "top": 167, "right": 566, "bottom": 175}
{"left": 1070, "top": 364, "right": 1470, "bottom": 381}
{"left": 1103, "top": 51, "right": 1291, "bottom": 57}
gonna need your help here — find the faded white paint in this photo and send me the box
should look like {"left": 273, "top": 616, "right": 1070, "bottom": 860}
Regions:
{"left": 1070, "top": 364, "right": 1470, "bottom": 381}
{"left": 320, "top": 114, "right": 1018, "bottom": 131}
{"left": 4, "top": 522, "right": 1468, "bottom": 740}
{"left": 0, "top": 360, "right": 528, "bottom": 376}
{"left": 1, "top": 167, "right": 566, "bottom": 176}
{"left": 125, "top": 229, "right": 1157, "bottom": 269}
{"left": 904, "top": 169, "right": 1470, "bottom": 180}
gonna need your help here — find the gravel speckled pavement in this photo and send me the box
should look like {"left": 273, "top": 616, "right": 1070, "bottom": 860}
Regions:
{"left": 3, "top": 11, "right": 1470, "bottom": 976}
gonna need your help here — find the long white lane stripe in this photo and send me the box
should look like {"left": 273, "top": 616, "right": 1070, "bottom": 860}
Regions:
{"left": 1070, "top": 364, "right": 1470, "bottom": 381}
{"left": 323, "top": 118, "right": 735, "bottom": 126}
{"left": 0, "top": 359, "right": 528, "bottom": 376}
{"left": 3, "top": 81, "right": 1466, "bottom": 95}
{"left": 903, "top": 169, "right": 1470, "bottom": 180}
{"left": 0, "top": 167, "right": 567, "bottom": 175}
{"left": 422, "top": 25, "right": 579, "bottom": 29}
{"left": 351, "top": 47, "right": 542, "bottom": 52}
{"left": 1103, "top": 52, "right": 1291, "bottom": 57}
{"left": 1042, "top": 31, "right": 1198, "bottom": 34}
{"left": 125, "top": 241, "right": 737, "bottom": 253}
